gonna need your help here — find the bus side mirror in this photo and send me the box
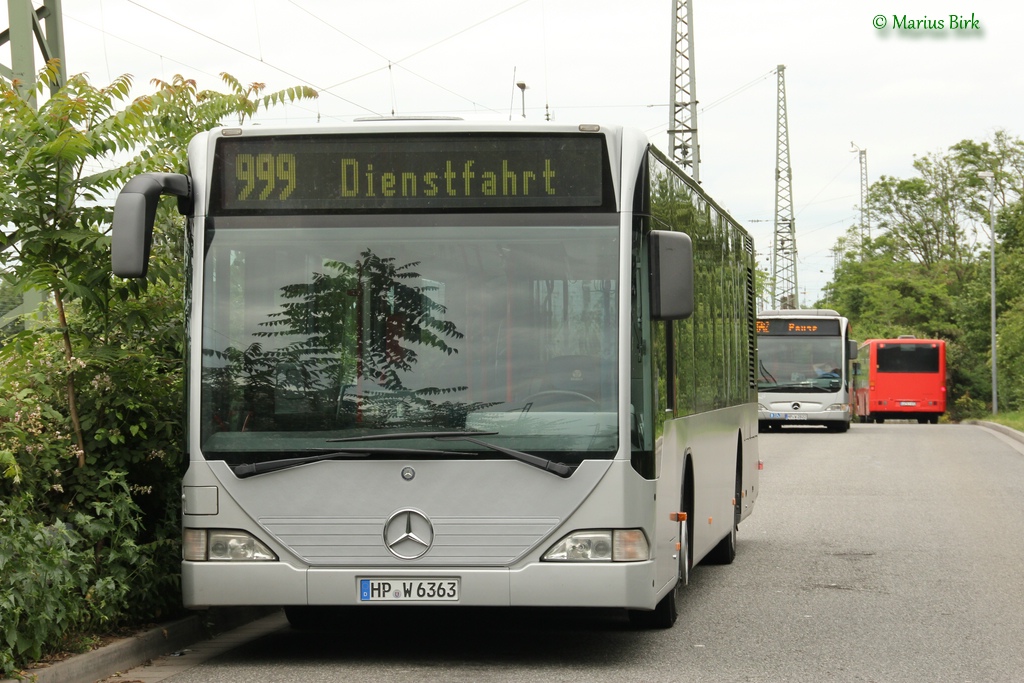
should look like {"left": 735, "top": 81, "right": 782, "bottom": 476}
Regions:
{"left": 112, "top": 173, "right": 192, "bottom": 278}
{"left": 848, "top": 340, "right": 859, "bottom": 360}
{"left": 649, "top": 230, "right": 694, "bottom": 321}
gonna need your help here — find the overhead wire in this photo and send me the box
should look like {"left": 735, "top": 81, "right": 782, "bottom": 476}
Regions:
{"left": 123, "top": 0, "right": 380, "bottom": 115}
{"left": 291, "top": 0, "right": 526, "bottom": 115}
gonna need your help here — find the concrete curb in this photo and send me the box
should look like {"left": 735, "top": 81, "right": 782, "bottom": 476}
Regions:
{"left": 965, "top": 419, "right": 1024, "bottom": 445}
{"left": 3, "top": 608, "right": 276, "bottom": 683}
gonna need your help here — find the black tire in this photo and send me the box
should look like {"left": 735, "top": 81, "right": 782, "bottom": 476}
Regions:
{"left": 704, "top": 520, "right": 736, "bottom": 565}
{"left": 706, "top": 446, "right": 740, "bottom": 565}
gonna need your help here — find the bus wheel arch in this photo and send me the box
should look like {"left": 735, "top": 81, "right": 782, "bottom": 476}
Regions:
{"left": 681, "top": 452, "right": 695, "bottom": 586}
{"left": 628, "top": 451, "right": 693, "bottom": 630}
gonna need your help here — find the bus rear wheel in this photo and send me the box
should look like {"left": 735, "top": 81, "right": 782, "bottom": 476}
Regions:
{"left": 705, "top": 521, "right": 736, "bottom": 565}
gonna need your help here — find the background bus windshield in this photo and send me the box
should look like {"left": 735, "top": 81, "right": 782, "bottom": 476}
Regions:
{"left": 199, "top": 221, "right": 619, "bottom": 464}
{"left": 758, "top": 336, "right": 845, "bottom": 392}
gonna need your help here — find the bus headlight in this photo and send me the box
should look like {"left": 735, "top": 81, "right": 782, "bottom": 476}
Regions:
{"left": 542, "top": 529, "right": 649, "bottom": 562}
{"left": 826, "top": 403, "right": 850, "bottom": 412}
{"left": 183, "top": 529, "right": 277, "bottom": 561}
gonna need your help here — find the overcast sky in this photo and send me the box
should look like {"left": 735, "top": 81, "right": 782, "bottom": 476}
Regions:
{"left": 5, "top": 0, "right": 1020, "bottom": 304}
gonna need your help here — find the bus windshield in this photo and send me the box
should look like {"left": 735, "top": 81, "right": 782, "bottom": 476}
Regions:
{"left": 199, "top": 219, "right": 619, "bottom": 465}
{"left": 757, "top": 336, "right": 845, "bottom": 392}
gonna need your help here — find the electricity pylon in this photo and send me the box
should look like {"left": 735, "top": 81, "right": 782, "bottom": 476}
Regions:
{"left": 668, "top": 0, "right": 699, "bottom": 181}
{"left": 772, "top": 65, "right": 798, "bottom": 310}
{"left": 0, "top": 0, "right": 66, "bottom": 328}
{"left": 1, "top": 0, "right": 66, "bottom": 103}
{"left": 851, "top": 142, "right": 869, "bottom": 248}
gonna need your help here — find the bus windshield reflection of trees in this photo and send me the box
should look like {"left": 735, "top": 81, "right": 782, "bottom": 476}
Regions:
{"left": 200, "top": 224, "right": 619, "bottom": 463}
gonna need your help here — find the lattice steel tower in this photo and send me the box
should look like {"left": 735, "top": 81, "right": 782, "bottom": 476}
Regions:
{"left": 772, "top": 65, "right": 798, "bottom": 310}
{"left": 851, "top": 142, "right": 869, "bottom": 247}
{"left": 668, "top": 0, "right": 699, "bottom": 181}
{"left": 1, "top": 0, "right": 66, "bottom": 103}
{"left": 0, "top": 0, "right": 65, "bottom": 327}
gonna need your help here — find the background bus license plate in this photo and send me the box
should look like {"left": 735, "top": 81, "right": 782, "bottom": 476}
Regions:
{"left": 899, "top": 401, "right": 917, "bottom": 406}
{"left": 360, "top": 578, "right": 459, "bottom": 601}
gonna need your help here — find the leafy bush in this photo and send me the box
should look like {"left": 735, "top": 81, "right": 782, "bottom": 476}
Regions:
{"left": 0, "top": 473, "right": 159, "bottom": 677}
{"left": 0, "top": 313, "right": 185, "bottom": 677}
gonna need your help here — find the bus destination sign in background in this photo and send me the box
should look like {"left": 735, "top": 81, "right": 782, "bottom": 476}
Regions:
{"left": 756, "top": 318, "right": 841, "bottom": 336}
{"left": 210, "top": 133, "right": 611, "bottom": 214}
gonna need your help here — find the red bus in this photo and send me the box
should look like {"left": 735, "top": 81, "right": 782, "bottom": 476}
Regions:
{"left": 854, "top": 337, "right": 946, "bottom": 424}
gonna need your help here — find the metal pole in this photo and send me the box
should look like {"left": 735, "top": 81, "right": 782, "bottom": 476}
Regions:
{"left": 978, "top": 171, "right": 997, "bottom": 414}
{"left": 990, "top": 181, "right": 998, "bottom": 415}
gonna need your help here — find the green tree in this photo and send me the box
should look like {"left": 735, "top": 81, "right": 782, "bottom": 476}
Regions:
{"left": 0, "top": 63, "right": 154, "bottom": 461}
{"left": 865, "top": 154, "right": 979, "bottom": 279}
{"left": 0, "top": 64, "right": 317, "bottom": 675}
{"left": 826, "top": 130, "right": 1024, "bottom": 417}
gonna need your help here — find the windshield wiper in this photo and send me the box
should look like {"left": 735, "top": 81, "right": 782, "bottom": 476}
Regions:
{"left": 232, "top": 446, "right": 465, "bottom": 479}
{"left": 232, "top": 448, "right": 370, "bottom": 478}
{"left": 328, "top": 431, "right": 574, "bottom": 477}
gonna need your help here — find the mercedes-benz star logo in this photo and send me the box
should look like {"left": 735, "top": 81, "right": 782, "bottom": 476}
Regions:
{"left": 791, "top": 402, "right": 801, "bottom": 411}
{"left": 383, "top": 509, "right": 434, "bottom": 560}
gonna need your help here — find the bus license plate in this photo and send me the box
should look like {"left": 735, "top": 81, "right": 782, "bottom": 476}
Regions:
{"left": 899, "top": 401, "right": 917, "bottom": 406}
{"left": 359, "top": 578, "right": 460, "bottom": 602}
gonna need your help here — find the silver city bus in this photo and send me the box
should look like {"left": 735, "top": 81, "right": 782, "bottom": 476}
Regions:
{"left": 757, "top": 309, "right": 857, "bottom": 432}
{"left": 112, "top": 120, "right": 759, "bottom": 629}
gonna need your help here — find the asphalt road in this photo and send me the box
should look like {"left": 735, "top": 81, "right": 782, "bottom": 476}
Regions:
{"left": 110, "top": 422, "right": 1024, "bottom": 683}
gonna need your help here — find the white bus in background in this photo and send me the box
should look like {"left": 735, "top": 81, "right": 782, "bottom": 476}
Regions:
{"left": 112, "top": 120, "right": 759, "bottom": 630}
{"left": 756, "top": 309, "right": 858, "bottom": 432}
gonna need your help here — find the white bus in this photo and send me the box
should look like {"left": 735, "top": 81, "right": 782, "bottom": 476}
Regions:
{"left": 112, "top": 121, "right": 759, "bottom": 629}
{"left": 756, "top": 309, "right": 858, "bottom": 432}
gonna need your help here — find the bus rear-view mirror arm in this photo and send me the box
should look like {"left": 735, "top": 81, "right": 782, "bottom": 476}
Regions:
{"left": 111, "top": 173, "right": 192, "bottom": 278}
{"left": 649, "top": 230, "right": 694, "bottom": 321}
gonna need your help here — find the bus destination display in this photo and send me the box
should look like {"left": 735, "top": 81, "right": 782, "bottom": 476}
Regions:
{"left": 210, "top": 134, "right": 610, "bottom": 213}
{"left": 756, "top": 318, "right": 841, "bottom": 336}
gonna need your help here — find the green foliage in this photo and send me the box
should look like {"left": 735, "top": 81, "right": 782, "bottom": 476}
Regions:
{"left": 0, "top": 63, "right": 318, "bottom": 675}
{"left": 826, "top": 129, "right": 1023, "bottom": 417}
{"left": 0, "top": 473, "right": 153, "bottom": 676}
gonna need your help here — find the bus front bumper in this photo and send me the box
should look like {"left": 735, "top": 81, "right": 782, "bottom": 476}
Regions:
{"left": 758, "top": 402, "right": 851, "bottom": 426}
{"left": 182, "top": 560, "right": 665, "bottom": 611}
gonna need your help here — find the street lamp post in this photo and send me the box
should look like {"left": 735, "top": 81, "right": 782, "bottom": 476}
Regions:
{"left": 516, "top": 81, "right": 528, "bottom": 119}
{"left": 978, "top": 170, "right": 997, "bottom": 414}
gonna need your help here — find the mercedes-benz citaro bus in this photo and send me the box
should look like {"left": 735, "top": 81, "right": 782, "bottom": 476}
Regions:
{"left": 111, "top": 120, "right": 759, "bottom": 630}
{"left": 757, "top": 309, "right": 858, "bottom": 432}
